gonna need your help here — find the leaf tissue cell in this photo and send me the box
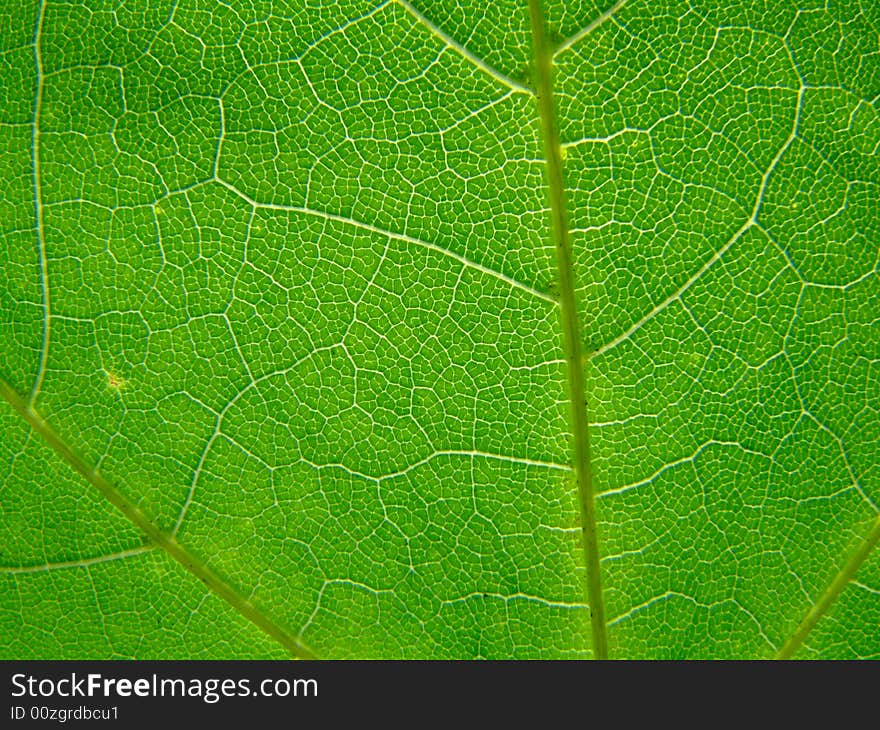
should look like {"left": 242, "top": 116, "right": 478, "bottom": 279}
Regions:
{"left": 1, "top": 0, "right": 878, "bottom": 659}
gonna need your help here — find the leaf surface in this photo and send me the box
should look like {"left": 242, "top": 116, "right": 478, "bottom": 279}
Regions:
{"left": 1, "top": 0, "right": 878, "bottom": 659}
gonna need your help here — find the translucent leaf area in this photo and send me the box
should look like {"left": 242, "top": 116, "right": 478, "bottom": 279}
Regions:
{"left": 1, "top": 0, "right": 877, "bottom": 659}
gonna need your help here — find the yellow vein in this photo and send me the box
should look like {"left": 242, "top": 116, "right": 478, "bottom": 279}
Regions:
{"left": 528, "top": 0, "right": 608, "bottom": 659}
{"left": 395, "top": 0, "right": 534, "bottom": 95}
{"left": 0, "top": 379, "right": 317, "bottom": 660}
{"left": 29, "top": 0, "right": 50, "bottom": 406}
{"left": 555, "top": 0, "right": 628, "bottom": 55}
{"left": 776, "top": 512, "right": 880, "bottom": 659}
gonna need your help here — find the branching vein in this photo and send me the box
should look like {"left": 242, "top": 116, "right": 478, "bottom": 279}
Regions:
{"left": 776, "top": 513, "right": 880, "bottom": 659}
{"left": 0, "top": 546, "right": 154, "bottom": 576}
{"left": 215, "top": 177, "right": 557, "bottom": 305}
{"left": 29, "top": 0, "right": 49, "bottom": 407}
{"left": 591, "top": 82, "right": 805, "bottom": 360}
{"left": 0, "top": 379, "right": 316, "bottom": 660}
{"left": 395, "top": 0, "right": 534, "bottom": 95}
{"left": 555, "top": 0, "right": 629, "bottom": 55}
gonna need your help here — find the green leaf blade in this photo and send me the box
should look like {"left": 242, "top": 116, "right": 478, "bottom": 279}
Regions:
{"left": 1, "top": 0, "right": 877, "bottom": 659}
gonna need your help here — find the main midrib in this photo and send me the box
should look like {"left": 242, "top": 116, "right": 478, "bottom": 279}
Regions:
{"left": 527, "top": 0, "right": 608, "bottom": 659}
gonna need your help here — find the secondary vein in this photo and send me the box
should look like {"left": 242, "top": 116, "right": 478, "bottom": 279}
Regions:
{"left": 0, "top": 379, "right": 316, "bottom": 660}
{"left": 527, "top": 0, "right": 608, "bottom": 659}
{"left": 30, "top": 0, "right": 50, "bottom": 406}
{"left": 215, "top": 177, "right": 557, "bottom": 305}
{"left": 554, "top": 0, "right": 628, "bottom": 55}
{"left": 396, "top": 0, "right": 534, "bottom": 95}
{"left": 776, "top": 512, "right": 880, "bottom": 659}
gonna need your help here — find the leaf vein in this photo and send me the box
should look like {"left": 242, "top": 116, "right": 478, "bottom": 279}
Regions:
{"left": 395, "top": 0, "right": 534, "bottom": 95}
{"left": 214, "top": 177, "right": 557, "bottom": 305}
{"left": 591, "top": 81, "right": 806, "bottom": 360}
{"left": 554, "top": 0, "right": 629, "bottom": 55}
{"left": 29, "top": 0, "right": 49, "bottom": 407}
{"left": 0, "top": 546, "right": 154, "bottom": 576}
{"left": 0, "top": 379, "right": 317, "bottom": 660}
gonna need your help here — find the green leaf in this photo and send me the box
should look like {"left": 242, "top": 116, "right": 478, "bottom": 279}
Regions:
{"left": 1, "top": 0, "right": 877, "bottom": 659}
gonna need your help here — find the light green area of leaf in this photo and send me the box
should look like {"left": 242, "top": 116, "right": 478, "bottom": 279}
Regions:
{"left": 1, "top": 0, "right": 877, "bottom": 658}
